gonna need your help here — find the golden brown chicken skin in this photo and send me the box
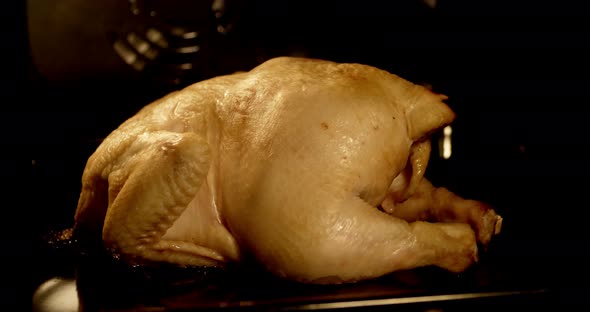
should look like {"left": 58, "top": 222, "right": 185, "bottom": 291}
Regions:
{"left": 73, "top": 57, "right": 502, "bottom": 284}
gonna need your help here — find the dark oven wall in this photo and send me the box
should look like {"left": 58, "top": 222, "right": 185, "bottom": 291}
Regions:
{"left": 4, "top": 0, "right": 590, "bottom": 309}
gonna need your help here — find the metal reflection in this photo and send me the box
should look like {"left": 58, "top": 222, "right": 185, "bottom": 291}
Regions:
{"left": 112, "top": 0, "right": 238, "bottom": 85}
{"left": 32, "top": 278, "right": 79, "bottom": 312}
{"left": 441, "top": 125, "right": 452, "bottom": 159}
{"left": 286, "top": 289, "right": 547, "bottom": 310}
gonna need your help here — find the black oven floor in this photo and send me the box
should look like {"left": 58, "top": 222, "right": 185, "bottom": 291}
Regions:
{"left": 27, "top": 234, "right": 587, "bottom": 312}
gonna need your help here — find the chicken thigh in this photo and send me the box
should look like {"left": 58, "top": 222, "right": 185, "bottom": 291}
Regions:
{"left": 73, "top": 57, "right": 502, "bottom": 284}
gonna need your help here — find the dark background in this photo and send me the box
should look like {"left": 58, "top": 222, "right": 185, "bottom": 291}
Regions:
{"left": 3, "top": 0, "right": 590, "bottom": 310}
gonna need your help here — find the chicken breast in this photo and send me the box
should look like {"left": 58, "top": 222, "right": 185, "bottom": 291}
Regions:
{"left": 73, "top": 56, "right": 502, "bottom": 284}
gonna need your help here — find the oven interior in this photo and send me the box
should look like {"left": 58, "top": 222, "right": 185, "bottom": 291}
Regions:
{"left": 4, "top": 1, "right": 590, "bottom": 310}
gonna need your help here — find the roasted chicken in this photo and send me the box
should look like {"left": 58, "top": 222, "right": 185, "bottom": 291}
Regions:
{"left": 73, "top": 57, "right": 502, "bottom": 284}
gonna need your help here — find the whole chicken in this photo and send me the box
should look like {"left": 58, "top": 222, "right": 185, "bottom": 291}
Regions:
{"left": 73, "top": 57, "right": 502, "bottom": 284}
